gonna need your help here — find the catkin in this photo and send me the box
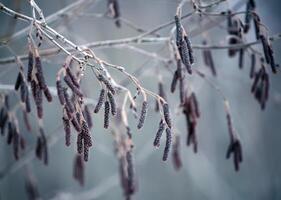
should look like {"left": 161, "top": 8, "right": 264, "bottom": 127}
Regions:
{"left": 153, "top": 119, "right": 165, "bottom": 147}
{"left": 137, "top": 101, "right": 148, "bottom": 129}
{"left": 98, "top": 74, "right": 116, "bottom": 95}
{"left": 27, "top": 51, "right": 33, "bottom": 82}
{"left": 162, "top": 127, "right": 172, "bottom": 161}
{"left": 35, "top": 57, "right": 46, "bottom": 90}
{"left": 184, "top": 35, "right": 194, "bottom": 65}
{"left": 83, "top": 105, "right": 93, "bottom": 129}
{"left": 63, "top": 117, "right": 71, "bottom": 146}
{"left": 250, "top": 54, "right": 256, "bottom": 79}
{"left": 94, "top": 89, "right": 106, "bottom": 113}
{"left": 73, "top": 154, "right": 84, "bottom": 186}
{"left": 107, "top": 92, "right": 117, "bottom": 116}
{"left": 63, "top": 88, "right": 75, "bottom": 114}
{"left": 162, "top": 103, "right": 172, "bottom": 128}
{"left": 66, "top": 67, "right": 80, "bottom": 88}
{"left": 77, "top": 133, "right": 83, "bottom": 154}
{"left": 126, "top": 151, "right": 135, "bottom": 194}
{"left": 56, "top": 80, "right": 65, "bottom": 105}
{"left": 43, "top": 87, "right": 53, "bottom": 102}
{"left": 104, "top": 101, "right": 110, "bottom": 129}
{"left": 172, "top": 135, "right": 182, "bottom": 170}
{"left": 64, "top": 75, "right": 83, "bottom": 98}
{"left": 15, "top": 72, "right": 23, "bottom": 91}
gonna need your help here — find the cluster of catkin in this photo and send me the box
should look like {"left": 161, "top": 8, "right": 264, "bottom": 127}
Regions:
{"left": 56, "top": 57, "right": 93, "bottom": 163}
{"left": 0, "top": 95, "right": 26, "bottom": 161}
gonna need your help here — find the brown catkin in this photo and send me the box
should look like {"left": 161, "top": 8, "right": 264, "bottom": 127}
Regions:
{"left": 162, "top": 103, "right": 172, "bottom": 128}
{"left": 137, "top": 101, "right": 148, "bottom": 129}
{"left": 107, "top": 92, "right": 117, "bottom": 115}
{"left": 15, "top": 72, "right": 23, "bottom": 91}
{"left": 153, "top": 119, "right": 165, "bottom": 147}
{"left": 104, "top": 101, "right": 110, "bottom": 129}
{"left": 162, "top": 127, "right": 172, "bottom": 161}
{"left": 63, "top": 117, "right": 71, "bottom": 146}
{"left": 25, "top": 89, "right": 31, "bottom": 113}
{"left": 94, "top": 89, "right": 106, "bottom": 113}
{"left": 98, "top": 74, "right": 116, "bottom": 95}
{"left": 56, "top": 80, "right": 65, "bottom": 105}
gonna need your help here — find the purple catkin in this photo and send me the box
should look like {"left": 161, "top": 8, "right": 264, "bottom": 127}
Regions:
{"left": 22, "top": 110, "right": 31, "bottom": 131}
{"left": 94, "top": 89, "right": 106, "bottom": 113}
{"left": 25, "top": 173, "right": 40, "bottom": 200}
{"left": 7, "top": 122, "right": 14, "bottom": 145}
{"left": 71, "top": 117, "right": 81, "bottom": 133}
{"left": 250, "top": 54, "right": 256, "bottom": 79}
{"left": 175, "top": 15, "right": 183, "bottom": 46}
{"left": 170, "top": 69, "right": 179, "bottom": 93}
{"left": 153, "top": 119, "right": 165, "bottom": 147}
{"left": 162, "top": 103, "right": 172, "bottom": 128}
{"left": 104, "top": 101, "right": 110, "bottom": 129}
{"left": 162, "top": 127, "right": 172, "bottom": 161}
{"left": 73, "top": 154, "right": 84, "bottom": 186}
{"left": 126, "top": 151, "right": 135, "bottom": 194}
{"left": 137, "top": 101, "right": 148, "bottom": 129}
{"left": 43, "top": 87, "right": 53, "bottom": 102}
{"left": 35, "top": 57, "right": 46, "bottom": 90}
{"left": 27, "top": 51, "right": 33, "bottom": 82}
{"left": 20, "top": 135, "right": 26, "bottom": 150}
{"left": 63, "top": 88, "right": 75, "bottom": 114}
{"left": 13, "top": 131, "right": 19, "bottom": 160}
{"left": 77, "top": 133, "right": 83, "bottom": 154}
{"left": 83, "top": 105, "right": 93, "bottom": 129}
{"left": 0, "top": 108, "right": 8, "bottom": 135}
{"left": 66, "top": 67, "right": 80, "bottom": 88}
{"left": 107, "top": 92, "right": 117, "bottom": 115}
{"left": 253, "top": 13, "right": 261, "bottom": 39}
{"left": 251, "top": 68, "right": 263, "bottom": 93}
{"left": 83, "top": 144, "right": 89, "bottom": 162}
{"left": 25, "top": 89, "right": 31, "bottom": 113}
{"left": 64, "top": 75, "right": 83, "bottom": 98}
{"left": 63, "top": 117, "right": 71, "bottom": 146}
{"left": 15, "top": 72, "right": 23, "bottom": 91}
{"left": 56, "top": 80, "right": 65, "bottom": 105}
{"left": 20, "top": 83, "right": 27, "bottom": 103}
{"left": 172, "top": 135, "right": 182, "bottom": 170}
{"left": 184, "top": 35, "right": 194, "bottom": 65}
{"left": 191, "top": 93, "right": 200, "bottom": 118}
{"left": 35, "top": 137, "right": 42, "bottom": 160}
{"left": 39, "top": 128, "right": 48, "bottom": 165}
{"left": 226, "top": 139, "right": 243, "bottom": 171}
{"left": 97, "top": 74, "right": 116, "bottom": 95}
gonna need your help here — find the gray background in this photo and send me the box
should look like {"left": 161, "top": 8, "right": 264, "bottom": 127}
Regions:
{"left": 0, "top": 0, "right": 281, "bottom": 199}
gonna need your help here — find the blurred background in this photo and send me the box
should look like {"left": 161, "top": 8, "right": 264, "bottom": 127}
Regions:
{"left": 0, "top": 0, "right": 281, "bottom": 199}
